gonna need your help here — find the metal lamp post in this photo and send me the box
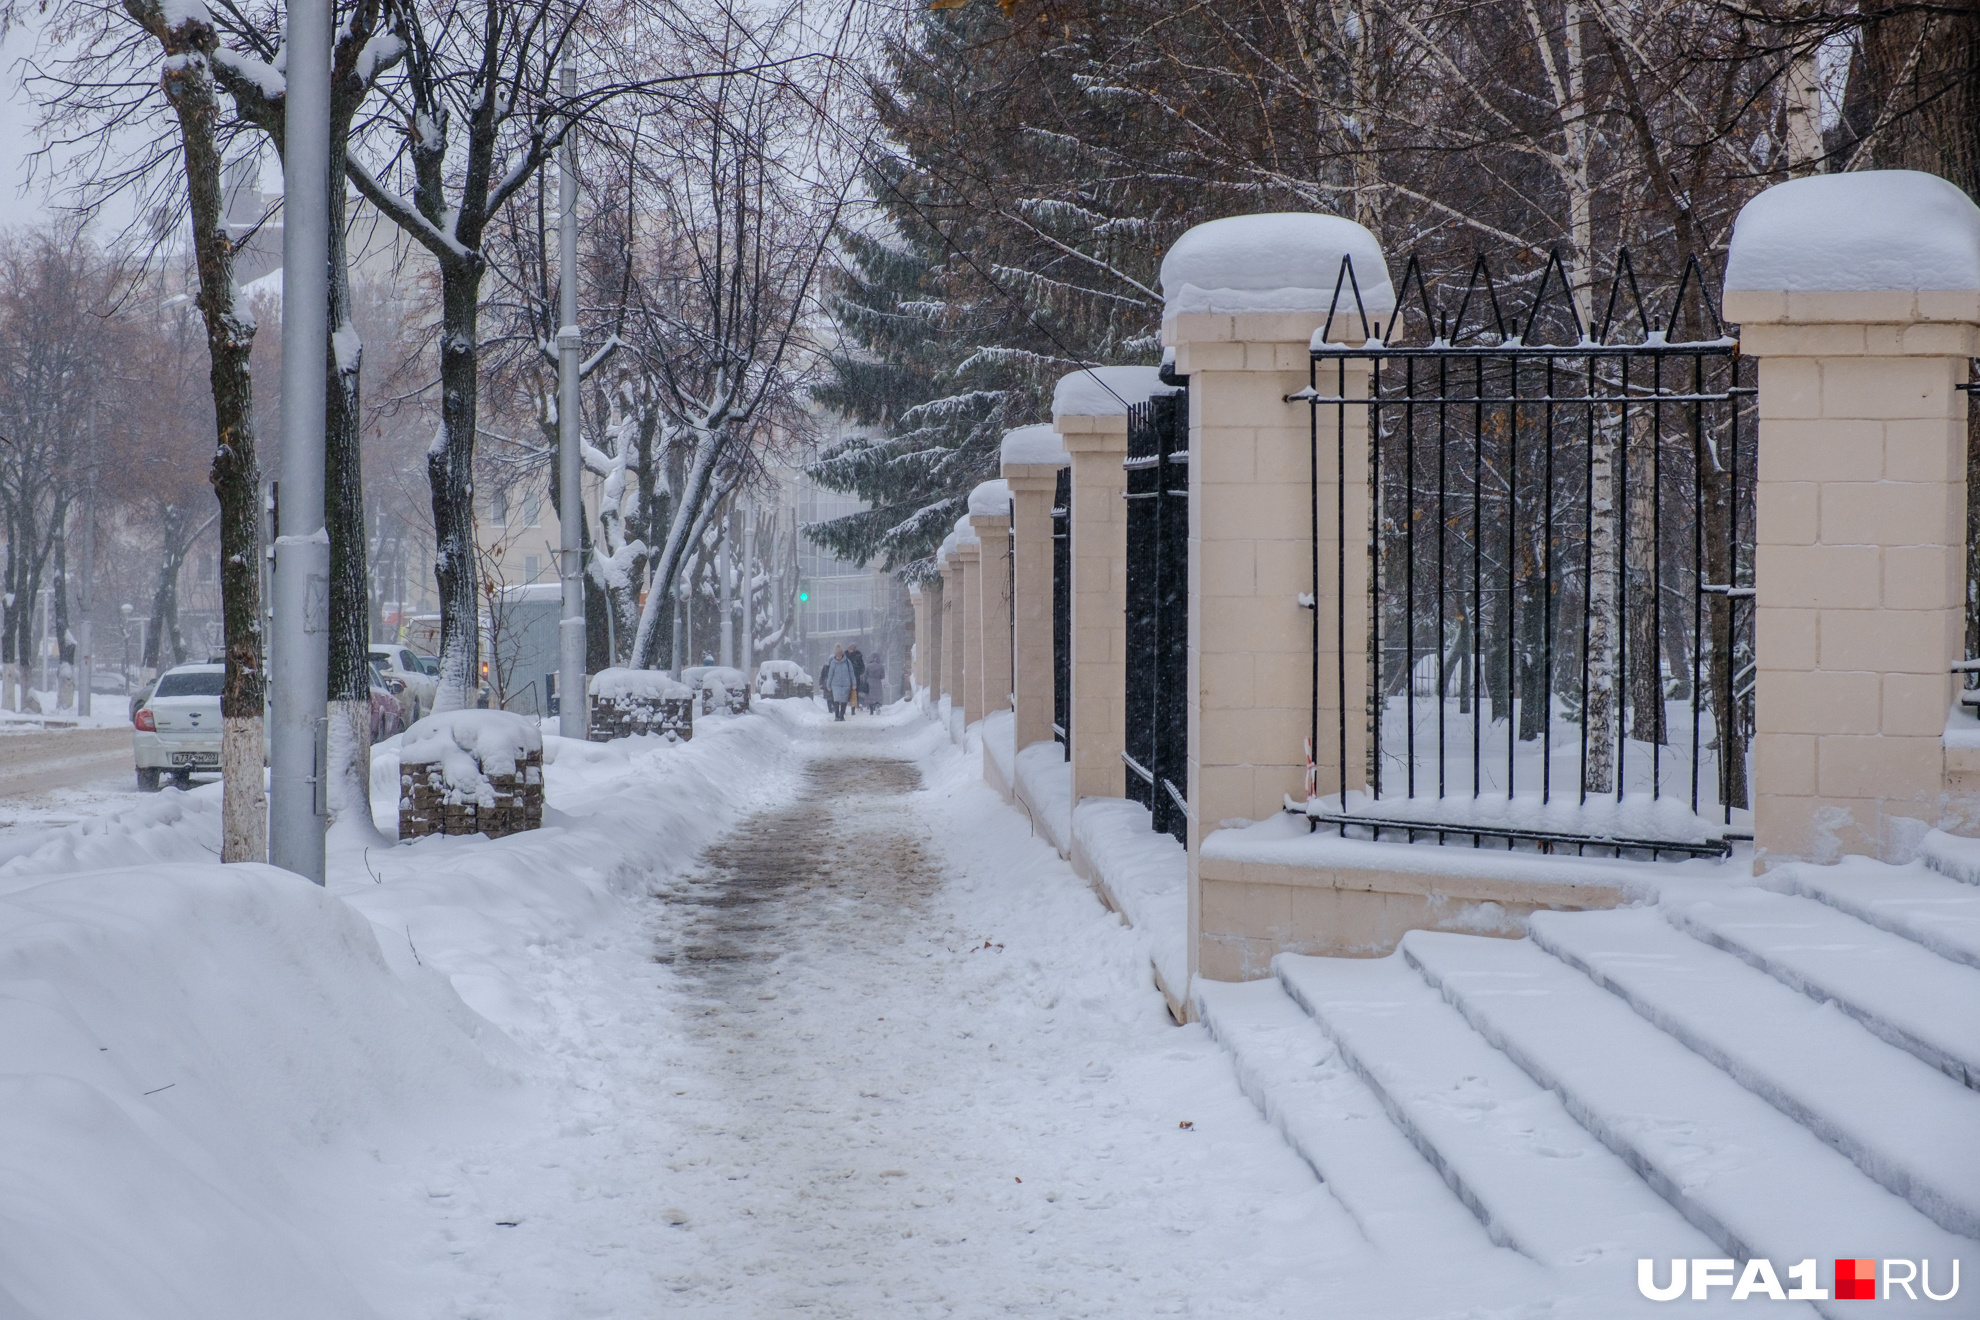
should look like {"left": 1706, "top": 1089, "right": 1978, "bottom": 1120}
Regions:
{"left": 269, "top": 0, "right": 331, "bottom": 883}
{"left": 556, "top": 61, "right": 587, "bottom": 739}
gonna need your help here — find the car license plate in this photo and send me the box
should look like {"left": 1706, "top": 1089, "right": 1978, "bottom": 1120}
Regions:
{"left": 170, "top": 752, "right": 219, "bottom": 768}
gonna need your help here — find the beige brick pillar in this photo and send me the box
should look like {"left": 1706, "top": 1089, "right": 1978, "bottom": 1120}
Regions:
{"left": 1159, "top": 213, "right": 1392, "bottom": 983}
{"left": 939, "top": 555, "right": 960, "bottom": 711}
{"left": 1002, "top": 426, "right": 1070, "bottom": 751}
{"left": 907, "top": 584, "right": 926, "bottom": 694}
{"left": 969, "top": 480, "right": 1014, "bottom": 723}
{"left": 1058, "top": 412, "right": 1129, "bottom": 802}
{"left": 1724, "top": 174, "right": 1980, "bottom": 865}
{"left": 955, "top": 525, "right": 982, "bottom": 727}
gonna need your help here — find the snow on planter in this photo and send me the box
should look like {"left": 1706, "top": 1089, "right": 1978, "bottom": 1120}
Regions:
{"left": 683, "top": 665, "right": 750, "bottom": 716}
{"left": 754, "top": 659, "right": 813, "bottom": 699}
{"left": 1724, "top": 169, "right": 1980, "bottom": 293}
{"left": 398, "top": 709, "right": 544, "bottom": 839}
{"left": 999, "top": 422, "right": 1069, "bottom": 468}
{"left": 587, "top": 666, "right": 694, "bottom": 742}
{"left": 1159, "top": 212, "right": 1395, "bottom": 319}
{"left": 1049, "top": 365, "right": 1176, "bottom": 420}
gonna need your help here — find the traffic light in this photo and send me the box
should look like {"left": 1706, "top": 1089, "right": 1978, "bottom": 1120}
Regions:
{"left": 797, "top": 582, "right": 810, "bottom": 603}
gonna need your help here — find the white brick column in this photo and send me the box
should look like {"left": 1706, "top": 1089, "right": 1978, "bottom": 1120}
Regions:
{"left": 907, "top": 584, "right": 926, "bottom": 695}
{"left": 1002, "top": 425, "right": 1068, "bottom": 750}
{"left": 939, "top": 555, "right": 961, "bottom": 711}
{"left": 1724, "top": 171, "right": 1980, "bottom": 866}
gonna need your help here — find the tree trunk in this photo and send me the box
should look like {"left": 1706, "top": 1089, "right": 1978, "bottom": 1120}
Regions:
{"left": 1583, "top": 409, "right": 1618, "bottom": 795}
{"left": 152, "top": 0, "right": 267, "bottom": 862}
{"left": 325, "top": 120, "right": 376, "bottom": 832}
{"left": 430, "top": 260, "right": 483, "bottom": 711}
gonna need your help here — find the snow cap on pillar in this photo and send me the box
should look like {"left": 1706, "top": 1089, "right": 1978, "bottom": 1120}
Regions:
{"left": 952, "top": 512, "right": 980, "bottom": 549}
{"left": 1724, "top": 170, "right": 1980, "bottom": 294}
{"left": 1050, "top": 366, "right": 1177, "bottom": 421}
{"left": 1000, "top": 423, "right": 1069, "bottom": 470}
{"left": 1159, "top": 212, "right": 1395, "bottom": 318}
{"left": 967, "top": 478, "right": 1012, "bottom": 518}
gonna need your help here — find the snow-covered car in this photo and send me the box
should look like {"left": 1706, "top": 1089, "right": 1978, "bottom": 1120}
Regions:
{"left": 133, "top": 663, "right": 225, "bottom": 792}
{"left": 753, "top": 660, "right": 813, "bottom": 699}
{"left": 368, "top": 643, "right": 438, "bottom": 722}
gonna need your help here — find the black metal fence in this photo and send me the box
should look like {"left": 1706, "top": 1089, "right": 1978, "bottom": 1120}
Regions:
{"left": 1124, "top": 384, "right": 1190, "bottom": 841}
{"left": 1052, "top": 467, "right": 1071, "bottom": 760}
{"left": 1304, "top": 252, "right": 1755, "bottom": 858}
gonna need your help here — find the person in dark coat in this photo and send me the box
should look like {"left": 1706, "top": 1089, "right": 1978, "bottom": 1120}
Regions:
{"left": 847, "top": 643, "right": 867, "bottom": 714}
{"left": 821, "top": 645, "right": 856, "bottom": 721}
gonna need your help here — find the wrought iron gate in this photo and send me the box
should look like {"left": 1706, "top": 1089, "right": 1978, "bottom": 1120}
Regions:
{"left": 1304, "top": 253, "right": 1755, "bottom": 858}
{"left": 1125, "top": 384, "right": 1189, "bottom": 841}
{"left": 1052, "top": 467, "right": 1071, "bottom": 759}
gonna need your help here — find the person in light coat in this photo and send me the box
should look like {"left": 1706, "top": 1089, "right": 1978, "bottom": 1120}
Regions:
{"left": 821, "top": 645, "right": 857, "bottom": 721}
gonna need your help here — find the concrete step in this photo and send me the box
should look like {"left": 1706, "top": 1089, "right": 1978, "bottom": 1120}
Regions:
{"left": 1402, "top": 927, "right": 1976, "bottom": 1315}
{"left": 1193, "top": 976, "right": 1519, "bottom": 1259}
{"left": 1530, "top": 907, "right": 1980, "bottom": 1239}
{"left": 1271, "top": 951, "right": 1723, "bottom": 1273}
{"left": 1664, "top": 886, "right": 1980, "bottom": 1089}
{"left": 1763, "top": 860, "right": 1980, "bottom": 971}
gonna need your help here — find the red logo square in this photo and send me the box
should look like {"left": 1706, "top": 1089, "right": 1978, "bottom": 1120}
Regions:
{"left": 1836, "top": 1259, "right": 1877, "bottom": 1300}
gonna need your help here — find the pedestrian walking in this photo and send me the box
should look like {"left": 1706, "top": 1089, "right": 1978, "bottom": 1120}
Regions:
{"left": 847, "top": 643, "right": 867, "bottom": 714}
{"left": 867, "top": 658, "right": 886, "bottom": 707}
{"left": 821, "top": 645, "right": 856, "bottom": 721}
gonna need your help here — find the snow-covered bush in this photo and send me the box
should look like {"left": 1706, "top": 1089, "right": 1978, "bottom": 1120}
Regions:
{"left": 588, "top": 667, "right": 694, "bottom": 742}
{"left": 398, "top": 710, "right": 545, "bottom": 839}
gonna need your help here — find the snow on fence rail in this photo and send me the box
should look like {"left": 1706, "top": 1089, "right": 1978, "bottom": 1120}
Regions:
{"left": 398, "top": 710, "right": 545, "bottom": 839}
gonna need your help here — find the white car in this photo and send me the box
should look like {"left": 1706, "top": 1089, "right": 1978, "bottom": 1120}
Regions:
{"left": 369, "top": 643, "right": 439, "bottom": 723}
{"left": 133, "top": 663, "right": 225, "bottom": 792}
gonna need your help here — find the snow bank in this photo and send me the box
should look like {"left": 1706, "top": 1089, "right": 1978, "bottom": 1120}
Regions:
{"left": 1160, "top": 213, "right": 1395, "bottom": 318}
{"left": 967, "top": 478, "right": 1011, "bottom": 518}
{"left": 999, "top": 422, "right": 1068, "bottom": 469}
{"left": 0, "top": 704, "right": 807, "bottom": 1317}
{"left": 0, "top": 862, "right": 511, "bottom": 1320}
{"left": 1724, "top": 170, "right": 1980, "bottom": 292}
{"left": 1071, "top": 798, "right": 1188, "bottom": 1007}
{"left": 588, "top": 666, "right": 691, "bottom": 701}
{"left": 1050, "top": 365, "right": 1175, "bottom": 420}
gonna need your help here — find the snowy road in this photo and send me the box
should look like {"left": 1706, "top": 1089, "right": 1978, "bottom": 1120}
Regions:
{"left": 339, "top": 709, "right": 1460, "bottom": 1319}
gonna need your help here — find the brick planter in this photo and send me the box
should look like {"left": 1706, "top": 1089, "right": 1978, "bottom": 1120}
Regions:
{"left": 588, "top": 668, "right": 695, "bottom": 742}
{"left": 397, "top": 710, "right": 545, "bottom": 840}
{"left": 753, "top": 660, "right": 814, "bottom": 700}
{"left": 685, "top": 665, "right": 750, "bottom": 715}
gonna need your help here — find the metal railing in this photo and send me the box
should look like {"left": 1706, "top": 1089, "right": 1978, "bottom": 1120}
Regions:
{"left": 1124, "top": 382, "right": 1189, "bottom": 842}
{"left": 1051, "top": 467, "right": 1071, "bottom": 759}
{"left": 1301, "top": 251, "right": 1755, "bottom": 859}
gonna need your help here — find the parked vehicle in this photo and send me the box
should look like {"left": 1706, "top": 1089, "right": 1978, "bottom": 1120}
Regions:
{"left": 368, "top": 643, "right": 438, "bottom": 722}
{"left": 133, "top": 663, "right": 224, "bottom": 792}
{"left": 368, "top": 671, "right": 407, "bottom": 740}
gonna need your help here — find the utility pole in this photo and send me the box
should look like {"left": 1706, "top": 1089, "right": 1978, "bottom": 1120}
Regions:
{"left": 269, "top": 0, "right": 331, "bottom": 884}
{"left": 740, "top": 498, "right": 755, "bottom": 680}
{"left": 556, "top": 61, "right": 586, "bottom": 739}
{"left": 718, "top": 510, "right": 734, "bottom": 670}
{"left": 77, "top": 401, "right": 95, "bottom": 716}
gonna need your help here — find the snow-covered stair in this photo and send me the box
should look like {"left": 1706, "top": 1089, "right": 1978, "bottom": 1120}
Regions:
{"left": 1763, "top": 860, "right": 1980, "bottom": 971}
{"left": 1195, "top": 863, "right": 1979, "bottom": 1317}
{"left": 1192, "top": 977, "right": 1519, "bottom": 1259}
{"left": 1663, "top": 886, "right": 1980, "bottom": 1088}
{"left": 1270, "top": 953, "right": 1725, "bottom": 1269}
{"left": 1527, "top": 907, "right": 1980, "bottom": 1239}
